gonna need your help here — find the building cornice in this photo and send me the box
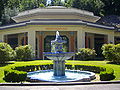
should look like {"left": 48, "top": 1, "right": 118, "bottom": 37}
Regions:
{"left": 0, "top": 19, "right": 115, "bottom": 31}
{"left": 12, "top": 7, "right": 100, "bottom": 23}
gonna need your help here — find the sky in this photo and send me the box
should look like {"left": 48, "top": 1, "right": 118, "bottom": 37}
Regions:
{"left": 47, "top": 0, "right": 65, "bottom": 5}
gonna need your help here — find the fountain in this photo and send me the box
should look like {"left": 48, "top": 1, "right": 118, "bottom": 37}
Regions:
{"left": 27, "top": 31, "right": 95, "bottom": 82}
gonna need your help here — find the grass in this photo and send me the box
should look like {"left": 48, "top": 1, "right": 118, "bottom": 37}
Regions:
{"left": 0, "top": 60, "right": 120, "bottom": 83}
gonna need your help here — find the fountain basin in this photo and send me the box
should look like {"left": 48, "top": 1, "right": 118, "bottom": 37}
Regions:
{"left": 43, "top": 52, "right": 75, "bottom": 61}
{"left": 27, "top": 70, "right": 95, "bottom": 82}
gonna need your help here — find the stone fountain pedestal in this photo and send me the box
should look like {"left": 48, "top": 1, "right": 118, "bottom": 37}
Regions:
{"left": 53, "top": 60, "right": 65, "bottom": 76}
{"left": 44, "top": 31, "right": 75, "bottom": 76}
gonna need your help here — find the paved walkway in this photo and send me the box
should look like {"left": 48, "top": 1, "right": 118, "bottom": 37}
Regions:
{"left": 0, "top": 84, "right": 120, "bottom": 90}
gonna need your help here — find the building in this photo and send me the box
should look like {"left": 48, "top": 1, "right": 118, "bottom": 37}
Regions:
{"left": 0, "top": 6, "right": 120, "bottom": 59}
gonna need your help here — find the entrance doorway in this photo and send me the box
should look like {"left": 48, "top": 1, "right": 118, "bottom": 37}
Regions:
{"left": 94, "top": 34, "right": 106, "bottom": 57}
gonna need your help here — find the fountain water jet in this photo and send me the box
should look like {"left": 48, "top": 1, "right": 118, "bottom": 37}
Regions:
{"left": 27, "top": 31, "right": 95, "bottom": 82}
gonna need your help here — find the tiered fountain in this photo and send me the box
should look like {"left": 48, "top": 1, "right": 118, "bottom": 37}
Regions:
{"left": 27, "top": 31, "right": 95, "bottom": 82}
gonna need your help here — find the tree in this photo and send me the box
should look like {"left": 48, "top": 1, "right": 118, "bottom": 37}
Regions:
{"left": 19, "top": 0, "right": 46, "bottom": 11}
{"left": 64, "top": 0, "right": 73, "bottom": 7}
{"left": 7, "top": 0, "right": 20, "bottom": 9}
{"left": 101, "top": 0, "right": 120, "bottom": 16}
{"left": 72, "top": 0, "right": 104, "bottom": 16}
{"left": 2, "top": 7, "right": 19, "bottom": 25}
{"left": 0, "top": 0, "right": 8, "bottom": 22}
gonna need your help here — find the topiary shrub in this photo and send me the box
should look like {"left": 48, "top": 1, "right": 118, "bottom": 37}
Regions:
{"left": 76, "top": 48, "right": 97, "bottom": 60}
{"left": 102, "top": 44, "right": 120, "bottom": 64}
{"left": 100, "top": 67, "right": 115, "bottom": 81}
{"left": 15, "top": 45, "right": 34, "bottom": 61}
{"left": 4, "top": 69, "right": 27, "bottom": 83}
{"left": 0, "top": 42, "right": 16, "bottom": 63}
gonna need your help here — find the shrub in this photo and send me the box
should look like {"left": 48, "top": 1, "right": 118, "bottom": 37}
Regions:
{"left": 74, "top": 65, "right": 115, "bottom": 81}
{"left": 100, "top": 67, "right": 115, "bottom": 81}
{"left": 0, "top": 42, "right": 16, "bottom": 63}
{"left": 102, "top": 44, "right": 120, "bottom": 64}
{"left": 74, "top": 65, "right": 104, "bottom": 73}
{"left": 15, "top": 45, "right": 34, "bottom": 61}
{"left": 4, "top": 69, "right": 27, "bottom": 83}
{"left": 39, "top": 3, "right": 45, "bottom": 8}
{"left": 76, "top": 48, "right": 96, "bottom": 60}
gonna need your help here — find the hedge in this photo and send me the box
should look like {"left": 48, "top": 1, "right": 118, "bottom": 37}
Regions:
{"left": 3, "top": 64, "right": 115, "bottom": 82}
{"left": 4, "top": 69, "right": 27, "bottom": 83}
{"left": 100, "top": 67, "right": 115, "bottom": 81}
{"left": 73, "top": 65, "right": 115, "bottom": 81}
{"left": 3, "top": 64, "right": 53, "bottom": 83}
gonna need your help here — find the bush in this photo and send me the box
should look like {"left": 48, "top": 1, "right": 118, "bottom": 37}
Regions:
{"left": 100, "top": 67, "right": 115, "bottom": 81}
{"left": 76, "top": 48, "right": 96, "bottom": 60}
{"left": 74, "top": 65, "right": 115, "bottom": 81}
{"left": 4, "top": 69, "right": 27, "bottom": 83}
{"left": 102, "top": 44, "right": 120, "bottom": 64}
{"left": 15, "top": 45, "right": 34, "bottom": 61}
{"left": 39, "top": 3, "right": 45, "bottom": 8}
{"left": 0, "top": 42, "right": 16, "bottom": 63}
{"left": 74, "top": 65, "right": 104, "bottom": 73}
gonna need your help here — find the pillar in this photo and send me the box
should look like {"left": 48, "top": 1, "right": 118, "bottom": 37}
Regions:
{"left": 108, "top": 34, "right": 114, "bottom": 44}
{"left": 28, "top": 31, "right": 36, "bottom": 56}
{"left": 53, "top": 60, "right": 65, "bottom": 76}
{"left": 24, "top": 32, "right": 27, "bottom": 45}
{"left": 70, "top": 32, "right": 75, "bottom": 52}
{"left": 77, "top": 30, "right": 85, "bottom": 49}
{"left": 0, "top": 34, "right": 4, "bottom": 42}
{"left": 39, "top": 32, "right": 43, "bottom": 59}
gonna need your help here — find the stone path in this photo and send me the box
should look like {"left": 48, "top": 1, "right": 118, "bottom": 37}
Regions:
{"left": 0, "top": 84, "right": 120, "bottom": 90}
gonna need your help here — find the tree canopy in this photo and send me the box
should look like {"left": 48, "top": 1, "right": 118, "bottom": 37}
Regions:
{"left": 0, "top": 0, "right": 120, "bottom": 25}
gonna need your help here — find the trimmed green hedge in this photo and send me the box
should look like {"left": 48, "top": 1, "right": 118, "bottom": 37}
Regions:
{"left": 73, "top": 65, "right": 115, "bottom": 81}
{"left": 3, "top": 64, "right": 115, "bottom": 82}
{"left": 4, "top": 69, "right": 27, "bottom": 83}
{"left": 100, "top": 67, "right": 115, "bottom": 81}
{"left": 3, "top": 64, "right": 53, "bottom": 82}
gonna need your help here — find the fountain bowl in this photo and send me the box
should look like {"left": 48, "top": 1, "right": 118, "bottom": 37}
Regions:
{"left": 27, "top": 70, "right": 95, "bottom": 82}
{"left": 43, "top": 52, "right": 75, "bottom": 61}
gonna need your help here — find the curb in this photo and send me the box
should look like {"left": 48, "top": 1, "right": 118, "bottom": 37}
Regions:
{"left": 0, "top": 81, "right": 120, "bottom": 86}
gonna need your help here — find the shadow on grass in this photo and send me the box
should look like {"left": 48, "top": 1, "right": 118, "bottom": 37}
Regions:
{"left": 0, "top": 62, "right": 14, "bottom": 67}
{"left": 107, "top": 61, "right": 120, "bottom": 65}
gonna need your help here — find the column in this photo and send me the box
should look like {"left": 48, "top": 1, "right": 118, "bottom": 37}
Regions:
{"left": 108, "top": 34, "right": 114, "bottom": 44}
{"left": 28, "top": 31, "right": 36, "bottom": 56}
{"left": 39, "top": 32, "right": 43, "bottom": 59}
{"left": 70, "top": 32, "right": 75, "bottom": 52}
{"left": 24, "top": 32, "right": 27, "bottom": 45}
{"left": 85, "top": 33, "right": 88, "bottom": 48}
{"left": 0, "top": 34, "right": 4, "bottom": 42}
{"left": 77, "top": 30, "right": 85, "bottom": 49}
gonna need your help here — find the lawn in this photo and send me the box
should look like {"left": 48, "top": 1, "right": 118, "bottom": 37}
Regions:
{"left": 0, "top": 60, "right": 120, "bottom": 83}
